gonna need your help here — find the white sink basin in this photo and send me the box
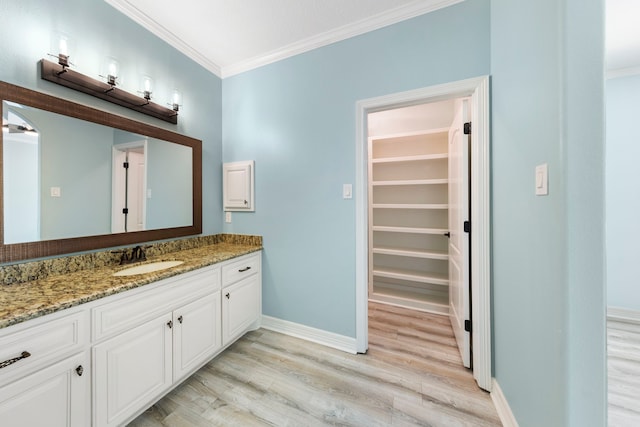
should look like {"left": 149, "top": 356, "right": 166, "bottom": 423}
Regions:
{"left": 113, "top": 261, "right": 184, "bottom": 277}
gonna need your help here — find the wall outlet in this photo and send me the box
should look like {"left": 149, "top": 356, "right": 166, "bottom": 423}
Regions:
{"left": 50, "top": 187, "right": 61, "bottom": 197}
{"left": 225, "top": 212, "right": 232, "bottom": 223}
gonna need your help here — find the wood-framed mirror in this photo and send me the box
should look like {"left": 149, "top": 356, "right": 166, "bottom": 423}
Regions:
{"left": 0, "top": 80, "right": 202, "bottom": 263}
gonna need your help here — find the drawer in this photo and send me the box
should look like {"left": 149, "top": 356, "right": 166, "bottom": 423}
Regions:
{"left": 0, "top": 310, "right": 88, "bottom": 382}
{"left": 222, "top": 253, "right": 260, "bottom": 287}
{"left": 92, "top": 265, "right": 220, "bottom": 342}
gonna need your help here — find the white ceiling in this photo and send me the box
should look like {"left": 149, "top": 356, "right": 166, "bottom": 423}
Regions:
{"left": 106, "top": 0, "right": 639, "bottom": 78}
{"left": 606, "top": 0, "right": 640, "bottom": 74}
{"left": 105, "top": 0, "right": 462, "bottom": 77}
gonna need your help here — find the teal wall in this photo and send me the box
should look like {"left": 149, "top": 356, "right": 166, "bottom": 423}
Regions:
{"left": 0, "top": 0, "right": 222, "bottom": 238}
{"left": 606, "top": 74, "right": 640, "bottom": 312}
{"left": 0, "top": 0, "right": 608, "bottom": 425}
{"left": 491, "top": 0, "right": 606, "bottom": 426}
{"left": 222, "top": 0, "right": 490, "bottom": 337}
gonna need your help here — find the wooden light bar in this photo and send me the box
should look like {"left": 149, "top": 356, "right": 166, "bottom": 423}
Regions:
{"left": 40, "top": 59, "right": 178, "bottom": 124}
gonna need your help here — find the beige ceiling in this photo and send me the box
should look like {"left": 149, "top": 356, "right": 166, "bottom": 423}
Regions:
{"left": 105, "top": 0, "right": 462, "bottom": 77}
{"left": 105, "top": 0, "right": 636, "bottom": 78}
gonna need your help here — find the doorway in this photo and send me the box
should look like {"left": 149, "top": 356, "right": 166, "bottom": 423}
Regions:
{"left": 355, "top": 76, "right": 491, "bottom": 391}
{"left": 112, "top": 141, "right": 147, "bottom": 233}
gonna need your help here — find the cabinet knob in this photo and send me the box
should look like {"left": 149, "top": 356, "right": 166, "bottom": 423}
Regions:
{"left": 76, "top": 365, "right": 84, "bottom": 377}
{"left": 225, "top": 293, "right": 230, "bottom": 299}
{"left": 167, "top": 320, "right": 173, "bottom": 329}
{"left": 178, "top": 315, "right": 183, "bottom": 324}
{"left": 244, "top": 200, "right": 248, "bottom": 205}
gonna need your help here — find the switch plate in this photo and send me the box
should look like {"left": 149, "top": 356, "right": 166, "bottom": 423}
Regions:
{"left": 343, "top": 184, "right": 352, "bottom": 199}
{"left": 50, "top": 187, "right": 61, "bottom": 197}
{"left": 225, "top": 212, "right": 232, "bottom": 223}
{"left": 535, "top": 164, "right": 548, "bottom": 196}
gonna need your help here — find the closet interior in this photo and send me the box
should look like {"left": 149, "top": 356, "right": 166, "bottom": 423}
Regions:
{"left": 367, "top": 99, "right": 460, "bottom": 315}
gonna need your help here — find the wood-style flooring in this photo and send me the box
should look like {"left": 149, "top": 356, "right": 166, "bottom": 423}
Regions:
{"left": 128, "top": 302, "right": 501, "bottom": 426}
{"left": 608, "top": 319, "right": 640, "bottom": 426}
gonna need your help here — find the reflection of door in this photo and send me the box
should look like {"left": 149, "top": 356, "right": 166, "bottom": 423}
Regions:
{"left": 448, "top": 99, "right": 471, "bottom": 368}
{"left": 112, "top": 142, "right": 146, "bottom": 233}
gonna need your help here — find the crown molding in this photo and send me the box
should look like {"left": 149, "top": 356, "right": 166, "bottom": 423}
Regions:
{"left": 105, "top": 0, "right": 223, "bottom": 77}
{"left": 221, "top": 0, "right": 462, "bottom": 77}
{"left": 106, "top": 0, "right": 462, "bottom": 79}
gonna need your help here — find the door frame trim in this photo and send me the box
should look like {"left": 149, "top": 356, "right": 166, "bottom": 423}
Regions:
{"left": 354, "top": 75, "right": 492, "bottom": 391}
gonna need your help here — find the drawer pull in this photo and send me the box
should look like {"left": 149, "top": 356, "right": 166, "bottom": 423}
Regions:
{"left": 238, "top": 266, "right": 251, "bottom": 273}
{"left": 225, "top": 293, "right": 230, "bottom": 299}
{"left": 0, "top": 351, "right": 31, "bottom": 369}
{"left": 178, "top": 315, "right": 183, "bottom": 324}
{"left": 76, "top": 365, "right": 84, "bottom": 377}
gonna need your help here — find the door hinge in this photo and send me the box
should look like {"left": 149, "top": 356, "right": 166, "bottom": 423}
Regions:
{"left": 464, "top": 221, "right": 471, "bottom": 233}
{"left": 464, "top": 319, "right": 472, "bottom": 332}
{"left": 123, "top": 161, "right": 129, "bottom": 169}
{"left": 464, "top": 122, "right": 471, "bottom": 135}
{"left": 122, "top": 208, "right": 129, "bottom": 214}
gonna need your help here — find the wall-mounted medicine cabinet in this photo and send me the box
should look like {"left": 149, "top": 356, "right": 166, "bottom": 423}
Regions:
{"left": 223, "top": 160, "right": 254, "bottom": 212}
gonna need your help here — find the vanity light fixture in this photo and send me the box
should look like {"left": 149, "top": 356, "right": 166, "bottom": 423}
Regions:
{"left": 171, "top": 89, "right": 182, "bottom": 112}
{"left": 39, "top": 58, "right": 179, "bottom": 125}
{"left": 140, "top": 75, "right": 153, "bottom": 101}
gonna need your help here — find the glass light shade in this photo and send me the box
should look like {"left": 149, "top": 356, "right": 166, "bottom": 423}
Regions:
{"left": 171, "top": 89, "right": 182, "bottom": 111}
{"left": 141, "top": 75, "right": 153, "bottom": 100}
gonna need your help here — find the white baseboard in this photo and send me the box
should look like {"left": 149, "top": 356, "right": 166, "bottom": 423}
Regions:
{"left": 261, "top": 315, "right": 358, "bottom": 354}
{"left": 491, "top": 378, "right": 519, "bottom": 427}
{"left": 607, "top": 306, "right": 640, "bottom": 325}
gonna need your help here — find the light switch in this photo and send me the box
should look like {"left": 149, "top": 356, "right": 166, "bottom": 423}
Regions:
{"left": 225, "top": 212, "right": 232, "bottom": 223}
{"left": 50, "top": 187, "right": 61, "bottom": 197}
{"left": 343, "top": 184, "right": 352, "bottom": 199}
{"left": 535, "top": 164, "right": 548, "bottom": 196}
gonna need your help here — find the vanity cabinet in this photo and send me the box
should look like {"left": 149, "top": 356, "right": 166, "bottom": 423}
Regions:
{"left": 92, "top": 265, "right": 222, "bottom": 427}
{"left": 0, "top": 310, "right": 90, "bottom": 427}
{"left": 222, "top": 253, "right": 262, "bottom": 346}
{"left": 0, "top": 250, "right": 262, "bottom": 427}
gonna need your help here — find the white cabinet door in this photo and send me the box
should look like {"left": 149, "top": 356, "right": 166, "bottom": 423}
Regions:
{"left": 223, "top": 160, "right": 254, "bottom": 211}
{"left": 173, "top": 292, "right": 222, "bottom": 381}
{"left": 93, "top": 314, "right": 173, "bottom": 427}
{"left": 0, "top": 351, "right": 89, "bottom": 427}
{"left": 222, "top": 274, "right": 261, "bottom": 346}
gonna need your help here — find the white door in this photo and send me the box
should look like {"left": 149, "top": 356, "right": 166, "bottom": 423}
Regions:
{"left": 111, "top": 143, "right": 146, "bottom": 233}
{"left": 173, "top": 292, "right": 222, "bottom": 381}
{"left": 448, "top": 98, "right": 471, "bottom": 368}
{"left": 93, "top": 314, "right": 172, "bottom": 427}
{"left": 222, "top": 275, "right": 261, "bottom": 346}
{"left": 0, "top": 352, "right": 89, "bottom": 427}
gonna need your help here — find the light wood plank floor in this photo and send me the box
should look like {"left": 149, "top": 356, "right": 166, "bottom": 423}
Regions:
{"left": 608, "top": 319, "right": 640, "bottom": 426}
{"left": 129, "top": 302, "right": 500, "bottom": 426}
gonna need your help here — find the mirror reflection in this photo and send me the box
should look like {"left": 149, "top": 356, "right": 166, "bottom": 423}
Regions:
{"left": 2, "top": 101, "right": 193, "bottom": 245}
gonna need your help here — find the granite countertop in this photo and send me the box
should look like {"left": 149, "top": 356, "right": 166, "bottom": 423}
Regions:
{"left": 0, "top": 241, "right": 262, "bottom": 330}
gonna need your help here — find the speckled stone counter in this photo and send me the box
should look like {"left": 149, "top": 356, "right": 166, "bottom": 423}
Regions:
{"left": 0, "top": 235, "right": 262, "bottom": 330}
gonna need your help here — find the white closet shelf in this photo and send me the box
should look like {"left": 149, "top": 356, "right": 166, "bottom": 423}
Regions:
{"left": 372, "top": 179, "right": 449, "bottom": 186}
{"left": 369, "top": 285, "right": 449, "bottom": 315}
{"left": 373, "top": 268, "right": 449, "bottom": 286}
{"left": 371, "top": 153, "right": 448, "bottom": 164}
{"left": 372, "top": 226, "right": 449, "bottom": 235}
{"left": 372, "top": 246, "right": 449, "bottom": 260}
{"left": 372, "top": 203, "right": 448, "bottom": 210}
